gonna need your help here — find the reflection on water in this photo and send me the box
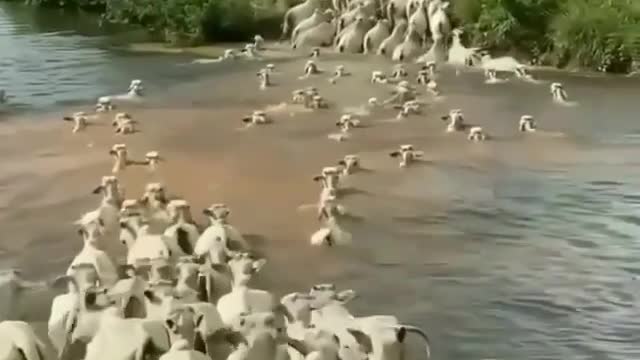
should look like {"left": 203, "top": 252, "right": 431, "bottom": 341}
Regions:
{"left": 0, "top": 2, "right": 204, "bottom": 113}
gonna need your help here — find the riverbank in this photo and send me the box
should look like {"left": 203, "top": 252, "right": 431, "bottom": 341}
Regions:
{"left": 3, "top": 0, "right": 639, "bottom": 73}
{"left": 116, "top": 41, "right": 639, "bottom": 79}
{"left": 111, "top": 41, "right": 302, "bottom": 60}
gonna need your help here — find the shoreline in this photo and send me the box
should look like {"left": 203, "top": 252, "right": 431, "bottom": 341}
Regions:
{"left": 111, "top": 41, "right": 306, "bottom": 60}
{"left": 110, "top": 41, "right": 640, "bottom": 79}
{"left": 4, "top": 34, "right": 639, "bottom": 122}
{"left": 4, "top": 0, "right": 638, "bottom": 76}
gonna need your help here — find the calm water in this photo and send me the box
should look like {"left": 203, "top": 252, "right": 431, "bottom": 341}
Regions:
{"left": 0, "top": 2, "right": 208, "bottom": 114}
{"left": 2, "top": 4, "right": 640, "bottom": 360}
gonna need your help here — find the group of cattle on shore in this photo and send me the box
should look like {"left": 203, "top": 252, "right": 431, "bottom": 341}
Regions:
{"left": 281, "top": 0, "right": 461, "bottom": 63}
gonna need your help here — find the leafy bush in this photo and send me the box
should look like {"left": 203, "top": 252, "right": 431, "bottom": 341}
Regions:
{"left": 201, "top": 0, "right": 282, "bottom": 41}
{"left": 549, "top": 0, "right": 640, "bottom": 72}
{"left": 450, "top": 0, "right": 640, "bottom": 72}
{"left": 102, "top": 0, "right": 283, "bottom": 44}
{"left": 10, "top": 0, "right": 640, "bottom": 72}
{"left": 23, "top": 0, "right": 106, "bottom": 10}
{"left": 451, "top": 0, "right": 558, "bottom": 59}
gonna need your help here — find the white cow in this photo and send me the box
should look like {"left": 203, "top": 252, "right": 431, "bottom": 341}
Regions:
{"left": 389, "top": 145, "right": 423, "bottom": 168}
{"left": 198, "top": 204, "right": 249, "bottom": 253}
{"left": 227, "top": 311, "right": 306, "bottom": 360}
{"left": 307, "top": 285, "right": 432, "bottom": 360}
{"left": 0, "top": 321, "right": 47, "bottom": 360}
{"left": 163, "top": 199, "right": 200, "bottom": 257}
{"left": 139, "top": 183, "right": 172, "bottom": 233}
{"left": 67, "top": 212, "right": 119, "bottom": 287}
{"left": 310, "top": 209, "right": 352, "bottom": 247}
{"left": 216, "top": 253, "right": 278, "bottom": 325}
{"left": 119, "top": 213, "right": 172, "bottom": 265}
{"left": 48, "top": 265, "right": 104, "bottom": 357}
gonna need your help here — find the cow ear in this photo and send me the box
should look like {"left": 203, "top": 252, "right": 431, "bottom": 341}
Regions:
{"left": 275, "top": 303, "right": 294, "bottom": 323}
{"left": 252, "top": 259, "right": 267, "bottom": 273}
{"left": 202, "top": 208, "right": 213, "bottom": 217}
{"left": 287, "top": 338, "right": 310, "bottom": 357}
{"left": 195, "top": 313, "right": 204, "bottom": 327}
{"left": 165, "top": 318, "right": 176, "bottom": 332}
{"left": 143, "top": 290, "right": 156, "bottom": 302}
{"left": 176, "top": 228, "right": 193, "bottom": 255}
{"left": 396, "top": 326, "right": 407, "bottom": 343}
{"left": 336, "top": 289, "right": 356, "bottom": 303}
{"left": 194, "top": 330, "right": 208, "bottom": 354}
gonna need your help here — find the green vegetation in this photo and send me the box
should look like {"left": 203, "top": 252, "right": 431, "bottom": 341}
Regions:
{"left": 452, "top": 0, "right": 640, "bottom": 73}
{"left": 21, "top": 0, "right": 106, "bottom": 11}
{"left": 5, "top": 0, "right": 640, "bottom": 72}
{"left": 11, "top": 0, "right": 288, "bottom": 45}
{"left": 102, "top": 0, "right": 285, "bottom": 45}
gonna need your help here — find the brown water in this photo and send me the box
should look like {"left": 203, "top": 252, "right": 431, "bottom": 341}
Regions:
{"left": 2, "top": 7, "right": 640, "bottom": 360}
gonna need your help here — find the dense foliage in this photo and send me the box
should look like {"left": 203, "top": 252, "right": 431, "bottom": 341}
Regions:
{"left": 451, "top": 0, "right": 640, "bottom": 72}
{"left": 7, "top": 0, "right": 640, "bottom": 72}
{"left": 13, "top": 0, "right": 285, "bottom": 44}
{"left": 102, "top": 0, "right": 284, "bottom": 44}
{"left": 22, "top": 0, "right": 106, "bottom": 10}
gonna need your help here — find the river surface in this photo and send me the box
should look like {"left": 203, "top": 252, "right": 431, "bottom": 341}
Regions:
{"left": 0, "top": 2, "right": 208, "bottom": 114}
{"left": 1, "top": 3, "right": 640, "bottom": 360}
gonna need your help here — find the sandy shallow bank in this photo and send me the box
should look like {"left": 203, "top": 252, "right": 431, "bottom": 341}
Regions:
{"left": 0, "top": 46, "right": 407, "bottom": 280}
{"left": 0, "top": 43, "right": 591, "bottom": 280}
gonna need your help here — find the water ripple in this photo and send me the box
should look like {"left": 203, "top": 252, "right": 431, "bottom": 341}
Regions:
{"left": 0, "top": 3, "right": 202, "bottom": 112}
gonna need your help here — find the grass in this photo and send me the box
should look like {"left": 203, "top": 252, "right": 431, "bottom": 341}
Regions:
{"left": 451, "top": 0, "right": 640, "bottom": 72}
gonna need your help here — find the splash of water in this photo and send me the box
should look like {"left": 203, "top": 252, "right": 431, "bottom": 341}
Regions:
{"left": 342, "top": 105, "right": 371, "bottom": 117}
